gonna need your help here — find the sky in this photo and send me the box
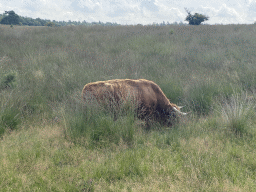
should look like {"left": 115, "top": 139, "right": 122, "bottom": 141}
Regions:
{"left": 0, "top": 0, "right": 256, "bottom": 25}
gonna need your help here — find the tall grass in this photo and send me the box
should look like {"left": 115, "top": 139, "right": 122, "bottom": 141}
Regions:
{"left": 1, "top": 24, "right": 256, "bottom": 190}
{"left": 216, "top": 92, "right": 256, "bottom": 135}
{"left": 63, "top": 93, "right": 137, "bottom": 148}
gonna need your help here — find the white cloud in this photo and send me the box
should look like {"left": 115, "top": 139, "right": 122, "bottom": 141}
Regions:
{"left": 217, "top": 4, "right": 239, "bottom": 18}
{"left": 0, "top": 0, "right": 255, "bottom": 24}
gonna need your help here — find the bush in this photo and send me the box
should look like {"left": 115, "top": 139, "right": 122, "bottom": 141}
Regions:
{"left": 0, "top": 107, "right": 20, "bottom": 136}
{"left": 0, "top": 71, "right": 17, "bottom": 90}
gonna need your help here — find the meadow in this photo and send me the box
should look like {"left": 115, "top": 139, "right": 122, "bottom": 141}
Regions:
{"left": 0, "top": 24, "right": 256, "bottom": 191}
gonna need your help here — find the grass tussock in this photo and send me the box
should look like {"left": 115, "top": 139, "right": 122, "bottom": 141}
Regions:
{"left": 1, "top": 24, "right": 256, "bottom": 190}
{"left": 217, "top": 92, "right": 256, "bottom": 135}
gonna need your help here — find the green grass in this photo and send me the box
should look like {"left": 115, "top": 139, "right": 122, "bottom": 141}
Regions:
{"left": 0, "top": 24, "right": 256, "bottom": 191}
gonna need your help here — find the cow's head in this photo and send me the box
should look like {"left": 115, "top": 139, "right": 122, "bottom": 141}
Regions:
{"left": 163, "top": 105, "right": 188, "bottom": 126}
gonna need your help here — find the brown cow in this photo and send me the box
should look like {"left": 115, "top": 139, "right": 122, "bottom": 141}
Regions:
{"left": 82, "top": 79, "right": 187, "bottom": 127}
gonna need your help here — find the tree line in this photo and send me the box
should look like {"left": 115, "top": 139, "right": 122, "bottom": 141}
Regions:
{"left": 0, "top": 9, "right": 209, "bottom": 27}
{"left": 0, "top": 11, "right": 121, "bottom": 27}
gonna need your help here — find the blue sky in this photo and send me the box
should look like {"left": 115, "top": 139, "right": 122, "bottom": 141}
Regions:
{"left": 0, "top": 0, "right": 256, "bottom": 25}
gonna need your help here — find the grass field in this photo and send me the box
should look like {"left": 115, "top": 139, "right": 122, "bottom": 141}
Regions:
{"left": 1, "top": 24, "right": 256, "bottom": 191}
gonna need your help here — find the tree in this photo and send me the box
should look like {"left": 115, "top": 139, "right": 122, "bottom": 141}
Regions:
{"left": 45, "top": 21, "right": 55, "bottom": 27}
{"left": 184, "top": 8, "right": 209, "bottom": 25}
{"left": 0, "top": 10, "right": 20, "bottom": 25}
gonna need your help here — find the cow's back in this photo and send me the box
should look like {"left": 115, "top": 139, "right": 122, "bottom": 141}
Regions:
{"left": 82, "top": 79, "right": 171, "bottom": 108}
{"left": 82, "top": 79, "right": 142, "bottom": 104}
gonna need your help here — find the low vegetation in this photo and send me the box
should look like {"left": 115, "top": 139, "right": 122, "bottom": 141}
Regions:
{"left": 0, "top": 24, "right": 256, "bottom": 191}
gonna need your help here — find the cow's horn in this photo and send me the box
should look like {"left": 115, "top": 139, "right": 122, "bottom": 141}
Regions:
{"left": 178, "top": 106, "right": 185, "bottom": 109}
{"left": 173, "top": 107, "right": 187, "bottom": 115}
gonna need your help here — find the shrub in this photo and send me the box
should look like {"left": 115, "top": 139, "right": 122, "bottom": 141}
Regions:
{"left": 0, "top": 106, "right": 20, "bottom": 136}
{"left": 0, "top": 71, "right": 17, "bottom": 90}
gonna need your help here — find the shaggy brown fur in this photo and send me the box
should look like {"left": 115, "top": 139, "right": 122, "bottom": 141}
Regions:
{"left": 82, "top": 79, "right": 186, "bottom": 127}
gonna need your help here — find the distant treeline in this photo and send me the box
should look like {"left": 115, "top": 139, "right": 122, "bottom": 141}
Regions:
{"left": 0, "top": 10, "right": 187, "bottom": 27}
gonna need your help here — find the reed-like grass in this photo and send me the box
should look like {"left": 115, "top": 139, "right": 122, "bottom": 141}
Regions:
{"left": 1, "top": 24, "right": 256, "bottom": 191}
